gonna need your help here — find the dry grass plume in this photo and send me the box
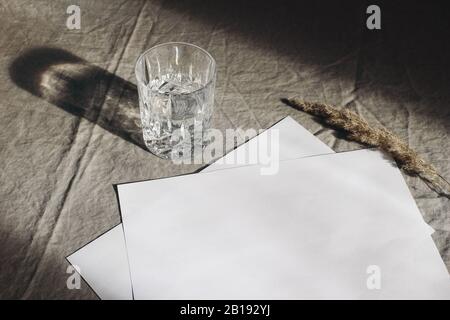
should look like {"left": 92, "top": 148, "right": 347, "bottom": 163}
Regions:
{"left": 282, "top": 98, "right": 450, "bottom": 198}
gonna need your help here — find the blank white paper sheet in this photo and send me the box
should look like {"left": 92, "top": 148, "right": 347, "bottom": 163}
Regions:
{"left": 67, "top": 116, "right": 336, "bottom": 299}
{"left": 119, "top": 149, "right": 450, "bottom": 299}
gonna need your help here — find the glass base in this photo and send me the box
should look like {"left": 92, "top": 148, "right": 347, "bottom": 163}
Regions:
{"left": 143, "top": 135, "right": 207, "bottom": 161}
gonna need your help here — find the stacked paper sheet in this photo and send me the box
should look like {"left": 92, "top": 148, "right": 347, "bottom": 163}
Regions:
{"left": 68, "top": 117, "right": 450, "bottom": 300}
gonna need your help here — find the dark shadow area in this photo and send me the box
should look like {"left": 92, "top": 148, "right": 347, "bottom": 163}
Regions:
{"left": 0, "top": 226, "right": 97, "bottom": 299}
{"left": 156, "top": 0, "right": 450, "bottom": 80}
{"left": 9, "top": 47, "right": 146, "bottom": 151}
{"left": 158, "top": 0, "right": 450, "bottom": 131}
{"left": 158, "top": 0, "right": 365, "bottom": 63}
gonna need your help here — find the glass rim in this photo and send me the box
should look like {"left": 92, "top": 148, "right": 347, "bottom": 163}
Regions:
{"left": 135, "top": 42, "right": 216, "bottom": 95}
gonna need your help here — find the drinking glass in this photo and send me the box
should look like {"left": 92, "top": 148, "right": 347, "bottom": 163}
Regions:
{"left": 135, "top": 42, "right": 216, "bottom": 159}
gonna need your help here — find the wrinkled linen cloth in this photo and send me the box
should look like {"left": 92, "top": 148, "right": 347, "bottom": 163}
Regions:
{"left": 0, "top": 0, "right": 449, "bottom": 299}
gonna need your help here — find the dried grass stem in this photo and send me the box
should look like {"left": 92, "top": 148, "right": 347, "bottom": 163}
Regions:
{"left": 283, "top": 98, "right": 450, "bottom": 198}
